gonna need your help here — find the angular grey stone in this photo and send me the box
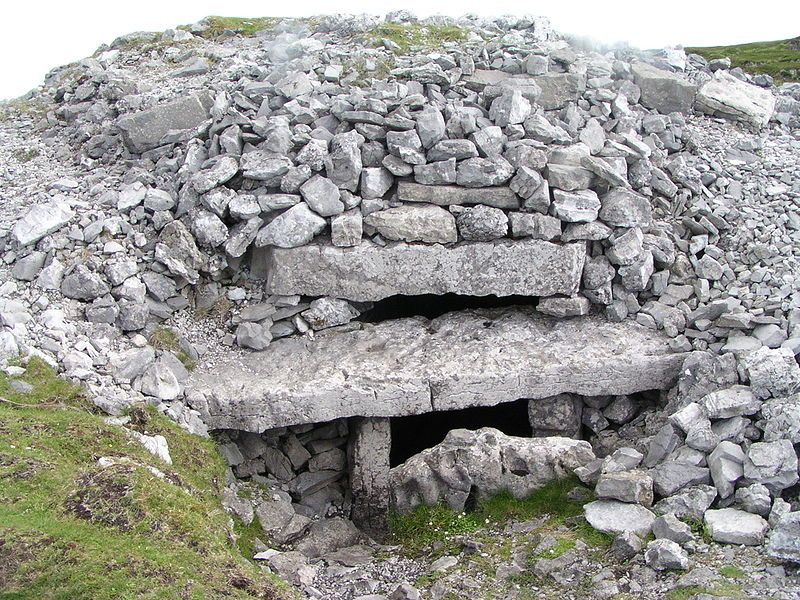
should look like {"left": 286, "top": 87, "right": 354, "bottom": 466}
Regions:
{"left": 743, "top": 440, "right": 799, "bottom": 494}
{"left": 236, "top": 322, "right": 272, "bottom": 350}
{"left": 610, "top": 531, "right": 642, "bottom": 561}
{"left": 258, "top": 239, "right": 585, "bottom": 302}
{"left": 644, "top": 423, "right": 682, "bottom": 467}
{"left": 645, "top": 539, "right": 690, "bottom": 571}
{"left": 631, "top": 63, "right": 697, "bottom": 114}
{"left": 607, "top": 227, "right": 644, "bottom": 266}
{"left": 767, "top": 512, "right": 800, "bottom": 564}
{"left": 117, "top": 92, "right": 212, "bottom": 153}
{"left": 562, "top": 221, "right": 612, "bottom": 242}
{"left": 546, "top": 164, "right": 595, "bottom": 191}
{"left": 704, "top": 508, "right": 769, "bottom": 545}
{"left": 364, "top": 205, "right": 457, "bottom": 244}
{"left": 193, "top": 308, "right": 688, "bottom": 431}
{"left": 652, "top": 514, "right": 695, "bottom": 544}
{"left": 537, "top": 296, "right": 590, "bottom": 318}
{"left": 489, "top": 89, "right": 531, "bottom": 127}
{"left": 154, "top": 221, "right": 205, "bottom": 284}
{"left": 397, "top": 182, "right": 519, "bottom": 209}
{"left": 696, "top": 70, "right": 776, "bottom": 127}
{"left": 192, "top": 156, "right": 239, "bottom": 194}
{"left": 580, "top": 155, "right": 628, "bottom": 188}
{"left": 708, "top": 440, "right": 745, "bottom": 499}
{"left": 427, "top": 139, "right": 479, "bottom": 162}
{"left": 386, "top": 130, "right": 425, "bottom": 165}
{"left": 584, "top": 500, "right": 656, "bottom": 537}
{"left": 701, "top": 386, "right": 761, "bottom": 418}
{"left": 225, "top": 217, "right": 263, "bottom": 258}
{"left": 12, "top": 252, "right": 46, "bottom": 281}
{"left": 140, "top": 359, "right": 182, "bottom": 400}
{"left": 758, "top": 395, "right": 800, "bottom": 443}
{"left": 117, "top": 301, "right": 148, "bottom": 331}
{"left": 735, "top": 483, "right": 772, "bottom": 516}
{"left": 456, "top": 156, "right": 515, "bottom": 187}
{"left": 302, "top": 298, "right": 360, "bottom": 330}
{"left": 360, "top": 168, "right": 394, "bottom": 200}
{"left": 415, "top": 105, "right": 445, "bottom": 149}
{"left": 528, "top": 394, "right": 582, "bottom": 437}
{"left": 619, "top": 250, "right": 654, "bottom": 292}
{"left": 456, "top": 205, "right": 508, "bottom": 241}
{"left": 596, "top": 470, "right": 653, "bottom": 506}
{"left": 191, "top": 210, "right": 228, "bottom": 247}
{"left": 599, "top": 188, "right": 652, "bottom": 228}
{"left": 414, "top": 159, "right": 457, "bottom": 185}
{"left": 390, "top": 428, "right": 595, "bottom": 512}
{"left": 533, "top": 73, "right": 586, "bottom": 110}
{"left": 650, "top": 463, "right": 710, "bottom": 497}
{"left": 325, "top": 131, "right": 363, "bottom": 192}
{"left": 331, "top": 210, "right": 363, "bottom": 247}
{"left": 551, "top": 189, "right": 601, "bottom": 223}
{"left": 509, "top": 212, "right": 561, "bottom": 240}
{"left": 12, "top": 200, "right": 75, "bottom": 247}
{"left": 61, "top": 265, "right": 110, "bottom": 301}
{"left": 740, "top": 347, "right": 800, "bottom": 400}
{"left": 653, "top": 485, "right": 717, "bottom": 521}
{"left": 300, "top": 175, "right": 344, "bottom": 217}
{"left": 241, "top": 151, "right": 293, "bottom": 181}
{"left": 349, "top": 417, "right": 391, "bottom": 533}
{"left": 255, "top": 204, "right": 326, "bottom": 248}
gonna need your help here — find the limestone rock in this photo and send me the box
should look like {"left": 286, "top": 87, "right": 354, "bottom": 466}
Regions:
{"left": 704, "top": 508, "right": 769, "bottom": 546}
{"left": 696, "top": 70, "right": 776, "bottom": 127}
{"left": 365, "top": 205, "right": 457, "bottom": 244}
{"left": 456, "top": 205, "right": 508, "bottom": 241}
{"left": 61, "top": 266, "right": 110, "bottom": 301}
{"left": 117, "top": 92, "right": 212, "bottom": 153}
{"left": 255, "top": 204, "right": 326, "bottom": 248}
{"left": 631, "top": 62, "right": 697, "bottom": 114}
{"left": 13, "top": 200, "right": 75, "bottom": 247}
{"left": 584, "top": 500, "right": 656, "bottom": 537}
{"left": 390, "top": 428, "right": 595, "bottom": 512}
{"left": 397, "top": 182, "right": 519, "bottom": 209}
{"left": 645, "top": 539, "right": 689, "bottom": 571}
{"left": 767, "top": 512, "right": 800, "bottom": 564}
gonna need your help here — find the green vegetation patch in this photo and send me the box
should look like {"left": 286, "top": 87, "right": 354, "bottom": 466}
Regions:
{"left": 11, "top": 148, "right": 39, "bottom": 163}
{"left": 148, "top": 326, "right": 196, "bottom": 372}
{"left": 188, "top": 16, "right": 282, "bottom": 39}
{"left": 686, "top": 37, "right": 800, "bottom": 83}
{"left": 0, "top": 359, "right": 292, "bottom": 599}
{"left": 719, "top": 565, "right": 746, "bottom": 579}
{"left": 366, "top": 23, "right": 468, "bottom": 54}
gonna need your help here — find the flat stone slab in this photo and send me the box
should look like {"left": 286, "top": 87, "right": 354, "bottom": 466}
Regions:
{"left": 117, "top": 92, "right": 213, "bottom": 153}
{"left": 396, "top": 181, "right": 520, "bottom": 209}
{"left": 190, "top": 307, "right": 691, "bottom": 431}
{"left": 255, "top": 238, "right": 586, "bottom": 302}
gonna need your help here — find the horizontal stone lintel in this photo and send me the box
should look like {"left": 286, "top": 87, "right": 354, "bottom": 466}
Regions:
{"left": 255, "top": 238, "right": 586, "bottom": 302}
{"left": 190, "top": 308, "right": 693, "bottom": 432}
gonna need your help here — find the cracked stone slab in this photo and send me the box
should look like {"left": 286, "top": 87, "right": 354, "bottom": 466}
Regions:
{"left": 190, "top": 308, "right": 691, "bottom": 431}
{"left": 255, "top": 238, "right": 586, "bottom": 302}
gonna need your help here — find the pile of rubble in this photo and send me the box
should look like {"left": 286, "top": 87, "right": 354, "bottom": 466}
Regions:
{"left": 0, "top": 10, "right": 799, "bottom": 599}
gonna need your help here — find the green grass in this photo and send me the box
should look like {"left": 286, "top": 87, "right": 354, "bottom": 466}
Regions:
{"left": 666, "top": 582, "right": 746, "bottom": 600}
{"left": 686, "top": 37, "right": 800, "bottom": 83}
{"left": 365, "top": 23, "right": 468, "bottom": 54}
{"left": 0, "top": 358, "right": 293, "bottom": 599}
{"left": 186, "top": 16, "right": 281, "bottom": 38}
{"left": 148, "top": 327, "right": 196, "bottom": 372}
{"left": 718, "top": 565, "right": 746, "bottom": 579}
{"left": 11, "top": 148, "right": 39, "bottom": 163}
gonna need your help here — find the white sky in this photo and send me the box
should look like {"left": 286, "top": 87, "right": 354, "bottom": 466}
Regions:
{"left": 1, "top": 1, "right": 798, "bottom": 100}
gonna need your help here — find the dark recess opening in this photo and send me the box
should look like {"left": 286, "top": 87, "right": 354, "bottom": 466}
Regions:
{"left": 389, "top": 399, "right": 532, "bottom": 467}
{"left": 359, "top": 293, "right": 539, "bottom": 322}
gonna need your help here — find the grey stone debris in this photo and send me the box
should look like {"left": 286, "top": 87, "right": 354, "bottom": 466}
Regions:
{"left": 645, "top": 539, "right": 690, "bottom": 571}
{"left": 191, "top": 308, "right": 688, "bottom": 431}
{"left": 331, "top": 211, "right": 363, "bottom": 247}
{"left": 300, "top": 175, "right": 344, "bottom": 217}
{"left": 735, "top": 483, "right": 772, "bottom": 516}
{"left": 704, "top": 508, "right": 769, "bottom": 546}
{"left": 537, "top": 296, "right": 590, "bottom": 318}
{"left": 767, "top": 512, "right": 800, "bottom": 564}
{"left": 740, "top": 347, "right": 800, "bottom": 399}
{"left": 489, "top": 90, "right": 531, "bottom": 126}
{"left": 258, "top": 238, "right": 585, "bottom": 301}
{"left": 596, "top": 470, "right": 653, "bottom": 506}
{"left": 701, "top": 386, "right": 761, "bottom": 418}
{"left": 360, "top": 167, "right": 394, "bottom": 200}
{"left": 652, "top": 513, "right": 695, "bottom": 544}
{"left": 301, "top": 298, "right": 360, "bottom": 330}
{"left": 551, "top": 189, "right": 601, "bottom": 223}
{"left": 456, "top": 156, "right": 515, "bottom": 187}
{"left": 236, "top": 322, "right": 272, "bottom": 350}
{"left": 509, "top": 212, "right": 561, "bottom": 240}
{"left": 414, "top": 159, "right": 456, "bottom": 185}
{"left": 415, "top": 105, "right": 445, "bottom": 149}
{"left": 390, "top": 428, "right": 595, "bottom": 512}
{"left": 364, "top": 205, "right": 457, "bottom": 244}
{"left": 650, "top": 462, "right": 710, "bottom": 497}
{"left": 743, "top": 439, "right": 799, "bottom": 494}
{"left": 117, "top": 92, "right": 213, "bottom": 153}
{"left": 255, "top": 204, "right": 326, "bottom": 248}
{"left": 708, "top": 440, "right": 746, "bottom": 499}
{"left": 61, "top": 265, "right": 110, "bottom": 301}
{"left": 653, "top": 485, "right": 717, "bottom": 521}
{"left": 326, "top": 131, "right": 363, "bottom": 192}
{"left": 599, "top": 188, "right": 652, "bottom": 228}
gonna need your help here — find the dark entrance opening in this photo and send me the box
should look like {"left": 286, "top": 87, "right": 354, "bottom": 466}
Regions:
{"left": 389, "top": 399, "right": 532, "bottom": 467}
{"left": 358, "top": 293, "right": 539, "bottom": 322}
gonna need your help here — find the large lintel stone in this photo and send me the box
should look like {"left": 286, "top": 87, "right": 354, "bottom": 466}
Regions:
{"left": 190, "top": 308, "right": 692, "bottom": 431}
{"left": 396, "top": 181, "right": 520, "bottom": 209}
{"left": 255, "top": 238, "right": 586, "bottom": 302}
{"left": 117, "top": 92, "right": 213, "bottom": 153}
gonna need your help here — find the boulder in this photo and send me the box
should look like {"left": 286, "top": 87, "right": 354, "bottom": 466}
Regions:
{"left": 596, "top": 470, "right": 653, "bottom": 506}
{"left": 390, "top": 428, "right": 595, "bottom": 512}
{"left": 695, "top": 70, "right": 776, "bottom": 127}
{"left": 631, "top": 62, "right": 697, "bottom": 114}
{"left": 584, "top": 500, "right": 656, "bottom": 537}
{"left": 12, "top": 200, "right": 75, "bottom": 247}
{"left": 645, "top": 539, "right": 690, "bottom": 571}
{"left": 117, "top": 92, "right": 213, "bottom": 153}
{"left": 364, "top": 205, "right": 457, "bottom": 244}
{"left": 397, "top": 182, "right": 519, "bottom": 209}
{"left": 456, "top": 205, "right": 509, "bottom": 241}
{"left": 254, "top": 204, "right": 326, "bottom": 248}
{"left": 704, "top": 508, "right": 769, "bottom": 546}
{"left": 767, "top": 512, "right": 800, "bottom": 564}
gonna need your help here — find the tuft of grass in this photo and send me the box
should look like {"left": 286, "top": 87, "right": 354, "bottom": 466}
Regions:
{"left": 687, "top": 518, "right": 714, "bottom": 544}
{"left": 473, "top": 476, "right": 590, "bottom": 526}
{"left": 719, "top": 565, "right": 746, "bottom": 579}
{"left": 12, "top": 148, "right": 39, "bottom": 163}
{"left": 686, "top": 37, "right": 800, "bottom": 83}
{"left": 365, "top": 23, "right": 467, "bottom": 54}
{"left": 388, "top": 503, "right": 482, "bottom": 556}
{"left": 0, "top": 360, "right": 293, "bottom": 599}
{"left": 188, "top": 16, "right": 281, "bottom": 39}
{"left": 148, "top": 327, "right": 195, "bottom": 372}
{"left": 666, "top": 582, "right": 746, "bottom": 600}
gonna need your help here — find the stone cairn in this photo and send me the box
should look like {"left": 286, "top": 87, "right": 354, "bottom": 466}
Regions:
{"left": 1, "top": 11, "right": 799, "bottom": 584}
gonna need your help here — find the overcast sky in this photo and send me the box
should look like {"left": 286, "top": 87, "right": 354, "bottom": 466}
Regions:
{"left": 1, "top": 1, "right": 798, "bottom": 100}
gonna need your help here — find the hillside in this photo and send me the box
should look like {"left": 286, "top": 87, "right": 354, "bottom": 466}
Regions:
{"left": 686, "top": 37, "right": 800, "bottom": 82}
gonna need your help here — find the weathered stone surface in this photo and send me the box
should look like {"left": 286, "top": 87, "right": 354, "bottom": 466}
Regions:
{"left": 584, "top": 500, "right": 656, "bottom": 537}
{"left": 708, "top": 440, "right": 745, "bottom": 499}
{"left": 743, "top": 439, "right": 799, "bottom": 494}
{"left": 349, "top": 418, "right": 391, "bottom": 533}
{"left": 397, "top": 182, "right": 519, "bottom": 209}
{"left": 631, "top": 63, "right": 697, "bottom": 114}
{"left": 768, "top": 512, "right": 800, "bottom": 564}
{"left": 390, "top": 428, "right": 595, "bottom": 512}
{"left": 704, "top": 508, "right": 769, "bottom": 546}
{"left": 456, "top": 205, "right": 508, "bottom": 241}
{"left": 599, "top": 188, "right": 652, "bottom": 228}
{"left": 596, "top": 470, "right": 653, "bottom": 506}
{"left": 701, "top": 386, "right": 761, "bottom": 418}
{"left": 653, "top": 485, "right": 717, "bottom": 521}
{"left": 696, "top": 71, "right": 776, "bottom": 127}
{"left": 258, "top": 238, "right": 585, "bottom": 301}
{"left": 533, "top": 73, "right": 586, "bottom": 110}
{"left": 645, "top": 539, "right": 689, "bottom": 571}
{"left": 13, "top": 200, "right": 75, "bottom": 247}
{"left": 364, "top": 205, "right": 457, "bottom": 244}
{"left": 191, "top": 307, "right": 689, "bottom": 430}
{"left": 255, "top": 204, "right": 326, "bottom": 248}
{"left": 456, "top": 156, "right": 515, "bottom": 187}
{"left": 117, "top": 92, "right": 212, "bottom": 153}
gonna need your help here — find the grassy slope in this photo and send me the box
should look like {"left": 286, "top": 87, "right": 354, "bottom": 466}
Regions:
{"left": 0, "top": 359, "right": 293, "bottom": 600}
{"left": 686, "top": 37, "right": 800, "bottom": 82}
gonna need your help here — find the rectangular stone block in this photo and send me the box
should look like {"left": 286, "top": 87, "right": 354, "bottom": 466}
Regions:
{"left": 117, "top": 92, "right": 213, "bottom": 153}
{"left": 255, "top": 238, "right": 586, "bottom": 302}
{"left": 396, "top": 181, "right": 520, "bottom": 209}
